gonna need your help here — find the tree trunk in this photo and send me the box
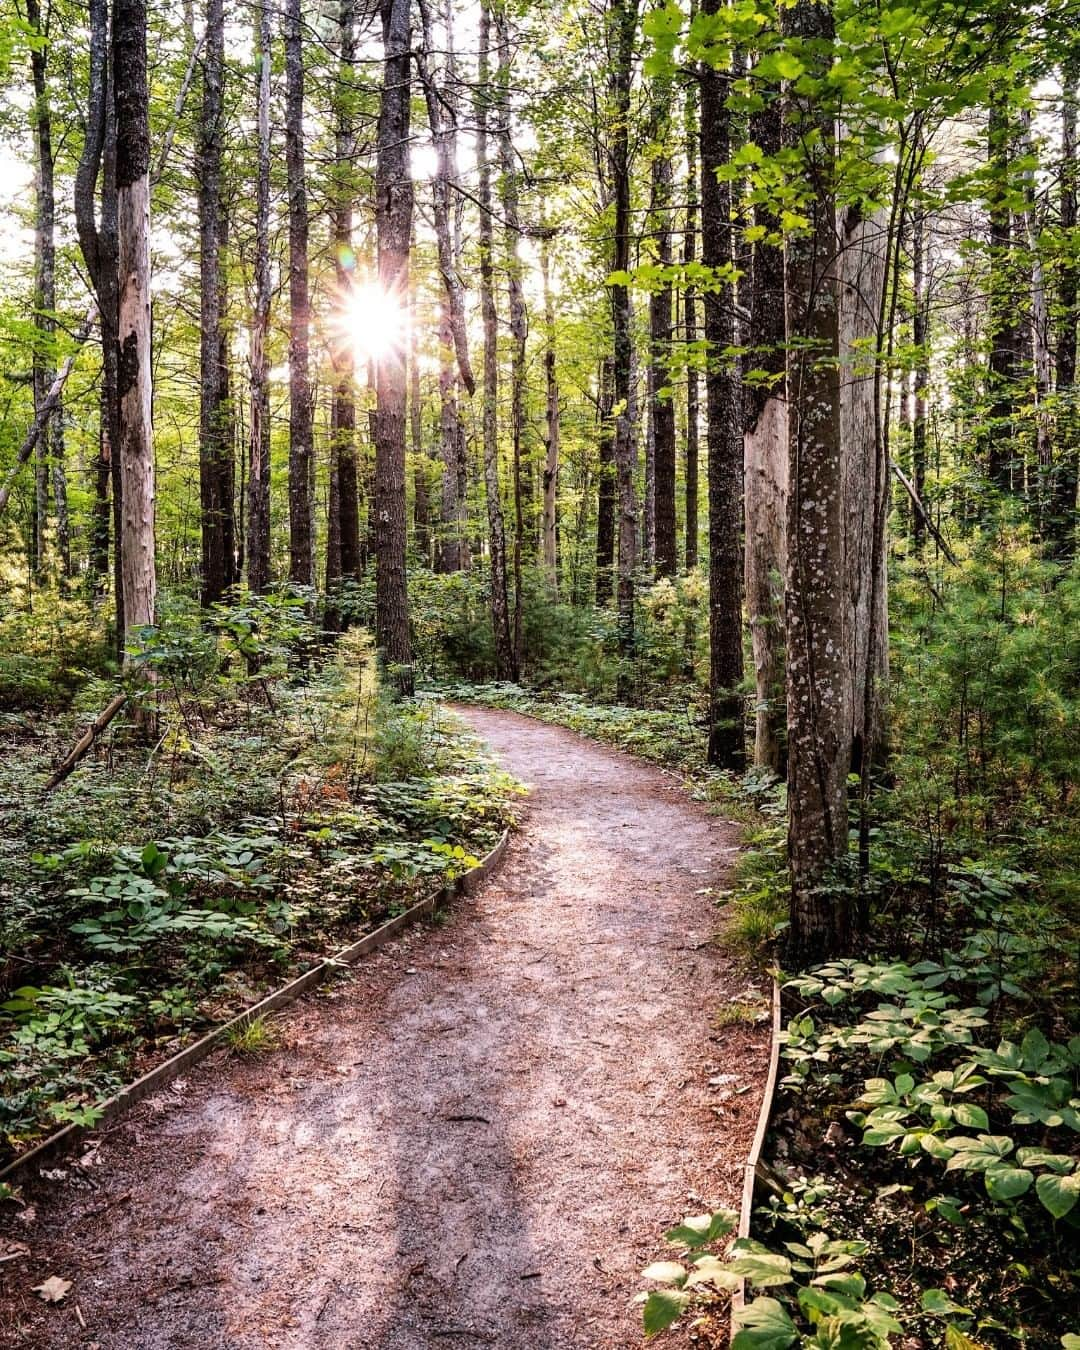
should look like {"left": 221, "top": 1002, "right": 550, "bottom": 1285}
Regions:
{"left": 27, "top": 0, "right": 59, "bottom": 581}
{"left": 683, "top": 70, "right": 699, "bottom": 572}
{"left": 595, "top": 356, "right": 616, "bottom": 606}
{"left": 374, "top": 0, "right": 414, "bottom": 690}
{"left": 985, "top": 93, "right": 1022, "bottom": 495}
{"left": 410, "top": 300, "right": 431, "bottom": 565}
{"left": 1051, "top": 62, "right": 1079, "bottom": 557}
{"left": 247, "top": 0, "right": 272, "bottom": 593}
{"left": 495, "top": 5, "right": 527, "bottom": 668}
{"left": 744, "top": 85, "right": 787, "bottom": 772}
{"left": 648, "top": 48, "right": 677, "bottom": 579}
{"left": 610, "top": 0, "right": 639, "bottom": 700}
{"left": 198, "top": 0, "right": 233, "bottom": 604}
{"left": 285, "top": 0, "right": 313, "bottom": 587}
{"left": 782, "top": 0, "right": 850, "bottom": 963}
{"left": 477, "top": 0, "right": 515, "bottom": 680}
{"left": 911, "top": 206, "right": 928, "bottom": 549}
{"left": 541, "top": 227, "right": 560, "bottom": 592}
{"left": 114, "top": 0, "right": 157, "bottom": 647}
{"left": 700, "top": 0, "right": 744, "bottom": 768}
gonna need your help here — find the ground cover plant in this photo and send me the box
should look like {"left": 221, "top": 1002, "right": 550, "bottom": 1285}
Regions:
{"left": 0, "top": 596, "right": 517, "bottom": 1166}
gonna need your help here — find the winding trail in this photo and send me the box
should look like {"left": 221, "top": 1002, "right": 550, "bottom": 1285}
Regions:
{"left": 1, "top": 707, "right": 769, "bottom": 1349}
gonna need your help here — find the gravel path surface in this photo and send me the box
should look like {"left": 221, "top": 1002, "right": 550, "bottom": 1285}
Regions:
{"left": 1, "top": 706, "right": 770, "bottom": 1349}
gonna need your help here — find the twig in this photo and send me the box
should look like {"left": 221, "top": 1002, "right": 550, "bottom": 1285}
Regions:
{"left": 43, "top": 693, "right": 128, "bottom": 792}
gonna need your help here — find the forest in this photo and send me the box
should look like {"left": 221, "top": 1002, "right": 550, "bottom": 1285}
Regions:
{"left": 0, "top": 0, "right": 1077, "bottom": 1344}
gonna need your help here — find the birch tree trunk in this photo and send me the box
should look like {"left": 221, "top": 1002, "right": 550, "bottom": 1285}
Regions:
{"left": 285, "top": 0, "right": 314, "bottom": 587}
{"left": 782, "top": 0, "right": 850, "bottom": 963}
{"left": 113, "top": 0, "right": 156, "bottom": 649}
{"left": 374, "top": 0, "right": 414, "bottom": 690}
{"left": 744, "top": 86, "right": 787, "bottom": 772}
{"left": 477, "top": 0, "right": 515, "bottom": 680}
{"left": 700, "top": 0, "right": 744, "bottom": 768}
{"left": 247, "top": 0, "right": 272, "bottom": 593}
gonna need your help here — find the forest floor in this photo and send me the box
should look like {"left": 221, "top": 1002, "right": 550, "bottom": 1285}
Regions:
{"left": 0, "top": 706, "right": 769, "bottom": 1350}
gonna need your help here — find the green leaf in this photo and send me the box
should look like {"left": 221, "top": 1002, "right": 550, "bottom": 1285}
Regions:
{"left": 641, "top": 1261, "right": 687, "bottom": 1286}
{"left": 732, "top": 1297, "right": 798, "bottom": 1350}
{"left": 1036, "top": 1171, "right": 1080, "bottom": 1219}
{"left": 727, "top": 1252, "right": 794, "bottom": 1288}
{"left": 643, "top": 1289, "right": 691, "bottom": 1337}
{"left": 952, "top": 1103, "right": 989, "bottom": 1130}
{"left": 984, "top": 1164, "right": 1033, "bottom": 1200}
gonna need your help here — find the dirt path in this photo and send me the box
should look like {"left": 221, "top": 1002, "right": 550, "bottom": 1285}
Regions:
{"left": 1, "top": 706, "right": 770, "bottom": 1350}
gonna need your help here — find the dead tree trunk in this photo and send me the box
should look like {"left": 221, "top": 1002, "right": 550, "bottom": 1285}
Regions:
{"left": 113, "top": 0, "right": 157, "bottom": 648}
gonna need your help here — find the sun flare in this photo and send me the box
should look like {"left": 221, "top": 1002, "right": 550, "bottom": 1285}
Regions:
{"left": 336, "top": 281, "right": 409, "bottom": 364}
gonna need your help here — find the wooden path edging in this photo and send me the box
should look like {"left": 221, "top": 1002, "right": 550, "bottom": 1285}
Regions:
{"left": 0, "top": 828, "right": 510, "bottom": 1187}
{"left": 729, "top": 977, "right": 783, "bottom": 1339}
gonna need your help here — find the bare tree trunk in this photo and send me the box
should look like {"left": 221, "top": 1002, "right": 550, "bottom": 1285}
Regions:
{"left": 744, "top": 85, "right": 787, "bottom": 772}
{"left": 985, "top": 93, "right": 1022, "bottom": 495}
{"left": 374, "top": 0, "right": 414, "bottom": 690}
{"left": 285, "top": 0, "right": 313, "bottom": 587}
{"left": 410, "top": 297, "right": 431, "bottom": 565}
{"left": 683, "top": 71, "right": 699, "bottom": 570}
{"left": 541, "top": 227, "right": 560, "bottom": 592}
{"left": 495, "top": 5, "right": 527, "bottom": 668}
{"left": 247, "top": 0, "right": 272, "bottom": 592}
{"left": 648, "top": 43, "right": 676, "bottom": 578}
{"left": 911, "top": 206, "right": 928, "bottom": 549}
{"left": 700, "top": 0, "right": 744, "bottom": 767}
{"left": 610, "top": 0, "right": 639, "bottom": 700}
{"left": 782, "top": 0, "right": 850, "bottom": 964}
{"left": 114, "top": 0, "right": 157, "bottom": 649}
{"left": 198, "top": 0, "right": 233, "bottom": 604}
{"left": 595, "top": 356, "right": 616, "bottom": 606}
{"left": 477, "top": 0, "right": 515, "bottom": 680}
{"left": 1051, "top": 62, "right": 1079, "bottom": 557}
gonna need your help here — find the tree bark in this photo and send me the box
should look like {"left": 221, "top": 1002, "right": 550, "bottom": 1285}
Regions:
{"left": 113, "top": 0, "right": 157, "bottom": 647}
{"left": 247, "top": 0, "right": 272, "bottom": 593}
{"left": 541, "top": 227, "right": 560, "bottom": 591}
{"left": 477, "top": 0, "right": 515, "bottom": 680}
{"left": 595, "top": 356, "right": 616, "bottom": 605}
{"left": 374, "top": 0, "right": 415, "bottom": 690}
{"left": 744, "top": 84, "right": 787, "bottom": 772}
{"left": 1051, "top": 62, "right": 1079, "bottom": 557}
{"left": 683, "top": 70, "right": 699, "bottom": 571}
{"left": 782, "top": 0, "right": 850, "bottom": 964}
{"left": 985, "top": 93, "right": 1022, "bottom": 495}
{"left": 609, "top": 0, "right": 639, "bottom": 699}
{"left": 911, "top": 206, "right": 928, "bottom": 549}
{"left": 700, "top": 0, "right": 744, "bottom": 768}
{"left": 285, "top": 0, "right": 313, "bottom": 587}
{"left": 198, "top": 0, "right": 234, "bottom": 604}
{"left": 648, "top": 42, "right": 676, "bottom": 578}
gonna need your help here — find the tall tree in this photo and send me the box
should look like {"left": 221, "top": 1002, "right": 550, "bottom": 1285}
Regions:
{"left": 113, "top": 0, "right": 156, "bottom": 648}
{"left": 541, "top": 225, "right": 560, "bottom": 591}
{"left": 284, "top": 0, "right": 313, "bottom": 586}
{"left": 609, "top": 0, "right": 640, "bottom": 696}
{"left": 198, "top": 0, "right": 234, "bottom": 603}
{"left": 477, "top": 0, "right": 515, "bottom": 679}
{"left": 246, "top": 0, "right": 272, "bottom": 593}
{"left": 373, "top": 0, "right": 415, "bottom": 689}
{"left": 782, "top": 0, "right": 850, "bottom": 962}
{"left": 984, "top": 92, "right": 1022, "bottom": 495}
{"left": 744, "top": 84, "right": 787, "bottom": 771}
{"left": 1051, "top": 63, "right": 1079, "bottom": 557}
{"left": 595, "top": 356, "right": 616, "bottom": 605}
{"left": 700, "top": 0, "right": 744, "bottom": 768}
{"left": 647, "top": 29, "right": 677, "bottom": 578}
{"left": 682, "top": 72, "right": 699, "bottom": 571}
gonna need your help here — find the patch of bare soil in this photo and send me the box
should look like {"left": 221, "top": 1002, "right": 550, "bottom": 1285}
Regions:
{"left": 0, "top": 706, "right": 770, "bottom": 1349}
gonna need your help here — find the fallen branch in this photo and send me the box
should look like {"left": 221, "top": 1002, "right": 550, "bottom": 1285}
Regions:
{"left": 44, "top": 691, "right": 127, "bottom": 792}
{"left": 890, "top": 459, "right": 958, "bottom": 566}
